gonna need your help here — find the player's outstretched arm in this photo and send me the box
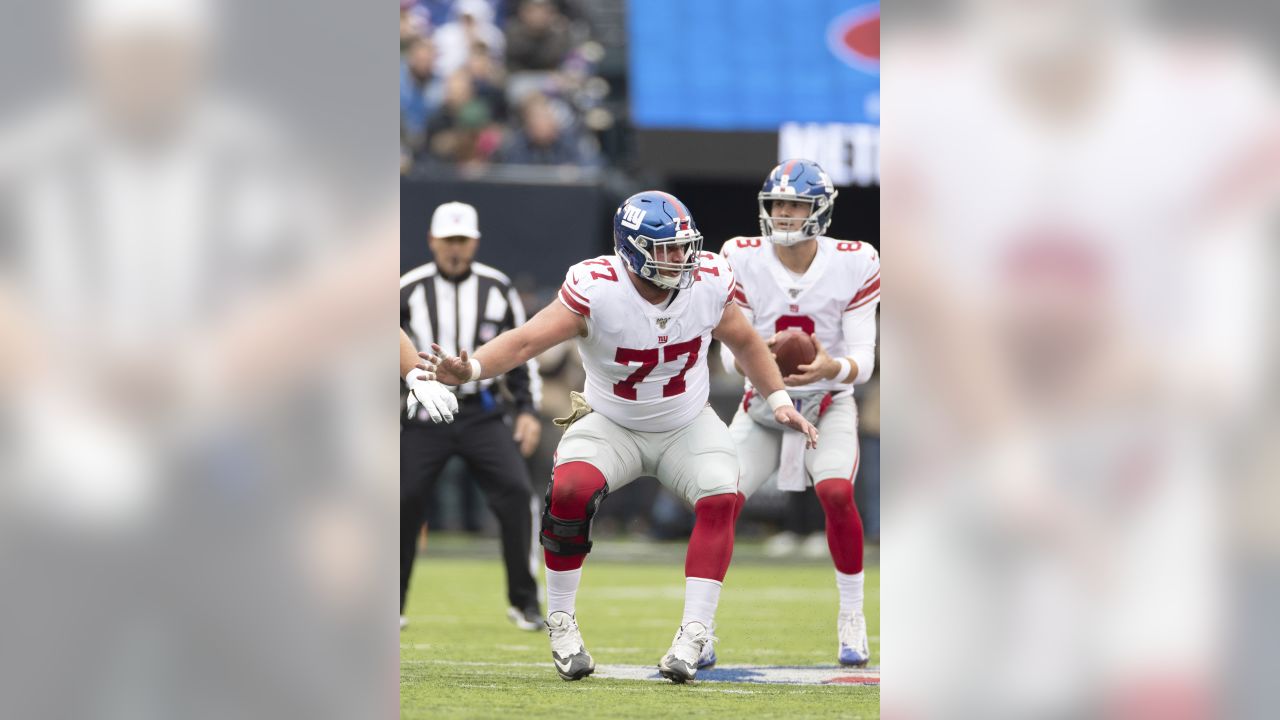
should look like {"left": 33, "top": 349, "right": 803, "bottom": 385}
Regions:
{"left": 713, "top": 303, "right": 819, "bottom": 448}
{"left": 422, "top": 300, "right": 586, "bottom": 385}
{"left": 401, "top": 328, "right": 433, "bottom": 380}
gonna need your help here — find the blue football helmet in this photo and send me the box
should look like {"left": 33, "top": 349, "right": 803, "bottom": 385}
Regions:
{"left": 758, "top": 159, "right": 839, "bottom": 246}
{"left": 613, "top": 191, "right": 704, "bottom": 290}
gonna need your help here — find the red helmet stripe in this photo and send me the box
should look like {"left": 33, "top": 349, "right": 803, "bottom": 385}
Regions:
{"left": 655, "top": 191, "right": 687, "bottom": 222}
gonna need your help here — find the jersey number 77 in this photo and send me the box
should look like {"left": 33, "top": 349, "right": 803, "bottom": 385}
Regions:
{"left": 612, "top": 337, "right": 702, "bottom": 399}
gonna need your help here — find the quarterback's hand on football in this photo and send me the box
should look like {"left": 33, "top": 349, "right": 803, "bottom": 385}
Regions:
{"left": 419, "top": 345, "right": 474, "bottom": 385}
{"left": 784, "top": 334, "right": 835, "bottom": 387}
{"left": 774, "top": 405, "right": 819, "bottom": 449}
{"left": 513, "top": 412, "right": 541, "bottom": 457}
{"left": 405, "top": 372, "right": 458, "bottom": 423}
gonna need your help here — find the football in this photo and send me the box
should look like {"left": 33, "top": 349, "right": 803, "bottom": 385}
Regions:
{"left": 773, "top": 330, "right": 817, "bottom": 377}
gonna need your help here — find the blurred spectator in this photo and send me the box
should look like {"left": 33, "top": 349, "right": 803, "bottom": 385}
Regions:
{"left": 501, "top": 0, "right": 590, "bottom": 31}
{"left": 465, "top": 41, "right": 509, "bottom": 124}
{"left": 416, "top": 0, "right": 457, "bottom": 30}
{"left": 497, "top": 92, "right": 600, "bottom": 166}
{"left": 505, "top": 0, "right": 573, "bottom": 73}
{"left": 399, "top": 0, "right": 428, "bottom": 49}
{"left": 401, "top": 37, "right": 444, "bottom": 154}
{"left": 434, "top": 0, "right": 505, "bottom": 76}
{"left": 425, "top": 70, "right": 501, "bottom": 165}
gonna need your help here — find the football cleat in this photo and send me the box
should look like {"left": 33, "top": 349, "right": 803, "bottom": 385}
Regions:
{"left": 659, "top": 621, "right": 714, "bottom": 684}
{"left": 546, "top": 611, "right": 595, "bottom": 681}
{"left": 800, "top": 532, "right": 829, "bottom": 559}
{"left": 838, "top": 611, "right": 870, "bottom": 667}
{"left": 696, "top": 624, "right": 717, "bottom": 670}
{"left": 507, "top": 605, "right": 544, "bottom": 632}
{"left": 763, "top": 531, "right": 801, "bottom": 558}
{"left": 400, "top": 615, "right": 408, "bottom": 631}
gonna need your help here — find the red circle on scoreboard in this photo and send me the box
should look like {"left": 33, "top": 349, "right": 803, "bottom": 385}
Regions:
{"left": 828, "top": 5, "right": 880, "bottom": 73}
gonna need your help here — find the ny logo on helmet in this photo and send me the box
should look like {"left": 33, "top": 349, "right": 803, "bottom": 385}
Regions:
{"left": 620, "top": 203, "right": 645, "bottom": 231}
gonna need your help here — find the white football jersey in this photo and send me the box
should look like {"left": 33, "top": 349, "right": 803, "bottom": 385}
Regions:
{"left": 721, "top": 235, "right": 880, "bottom": 392}
{"left": 557, "top": 252, "right": 737, "bottom": 432}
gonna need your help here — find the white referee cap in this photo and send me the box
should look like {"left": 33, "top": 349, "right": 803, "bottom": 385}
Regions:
{"left": 430, "top": 202, "right": 480, "bottom": 239}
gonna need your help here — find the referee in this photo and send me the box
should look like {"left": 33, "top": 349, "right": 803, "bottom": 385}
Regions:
{"left": 400, "top": 201, "right": 544, "bottom": 631}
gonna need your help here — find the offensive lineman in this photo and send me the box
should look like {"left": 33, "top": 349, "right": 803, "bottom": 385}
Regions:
{"left": 424, "top": 191, "right": 818, "bottom": 683}
{"left": 718, "top": 159, "right": 880, "bottom": 667}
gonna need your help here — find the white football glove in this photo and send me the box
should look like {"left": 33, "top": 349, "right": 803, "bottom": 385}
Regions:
{"left": 405, "top": 371, "right": 458, "bottom": 423}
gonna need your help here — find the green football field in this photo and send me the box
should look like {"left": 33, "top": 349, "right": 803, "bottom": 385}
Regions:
{"left": 401, "top": 539, "right": 879, "bottom": 719}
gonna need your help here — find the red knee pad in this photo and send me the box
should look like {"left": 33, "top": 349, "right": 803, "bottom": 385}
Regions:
{"left": 685, "top": 493, "right": 737, "bottom": 582}
{"left": 816, "top": 479, "right": 863, "bottom": 574}
{"left": 542, "top": 462, "right": 608, "bottom": 571}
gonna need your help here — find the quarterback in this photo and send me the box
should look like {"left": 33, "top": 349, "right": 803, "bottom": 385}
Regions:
{"left": 718, "top": 159, "right": 880, "bottom": 667}
{"left": 424, "top": 191, "right": 818, "bottom": 683}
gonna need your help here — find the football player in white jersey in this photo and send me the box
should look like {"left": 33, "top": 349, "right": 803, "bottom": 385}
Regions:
{"left": 717, "top": 159, "right": 880, "bottom": 668}
{"left": 423, "top": 190, "right": 818, "bottom": 683}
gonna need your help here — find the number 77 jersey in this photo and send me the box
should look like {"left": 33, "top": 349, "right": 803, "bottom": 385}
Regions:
{"left": 557, "top": 252, "right": 737, "bottom": 432}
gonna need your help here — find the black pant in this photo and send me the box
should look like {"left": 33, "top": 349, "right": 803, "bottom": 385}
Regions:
{"left": 401, "top": 405, "right": 539, "bottom": 612}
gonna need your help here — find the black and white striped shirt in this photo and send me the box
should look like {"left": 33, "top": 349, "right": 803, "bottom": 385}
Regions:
{"left": 400, "top": 260, "right": 541, "bottom": 416}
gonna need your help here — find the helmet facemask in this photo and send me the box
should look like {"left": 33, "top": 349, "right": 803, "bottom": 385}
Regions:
{"left": 758, "top": 192, "right": 837, "bottom": 246}
{"left": 625, "top": 230, "right": 703, "bottom": 290}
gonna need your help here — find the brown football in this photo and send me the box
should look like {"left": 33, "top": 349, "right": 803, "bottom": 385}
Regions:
{"left": 773, "top": 330, "right": 817, "bottom": 377}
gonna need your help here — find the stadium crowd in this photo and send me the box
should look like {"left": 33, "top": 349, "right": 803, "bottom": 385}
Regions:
{"left": 400, "top": 0, "right": 615, "bottom": 172}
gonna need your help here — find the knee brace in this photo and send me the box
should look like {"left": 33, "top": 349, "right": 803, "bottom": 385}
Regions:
{"left": 539, "top": 463, "right": 609, "bottom": 556}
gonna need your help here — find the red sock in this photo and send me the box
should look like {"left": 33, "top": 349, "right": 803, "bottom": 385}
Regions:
{"left": 543, "top": 462, "right": 607, "bottom": 572}
{"left": 816, "top": 479, "right": 864, "bottom": 574}
{"left": 685, "top": 493, "right": 737, "bottom": 581}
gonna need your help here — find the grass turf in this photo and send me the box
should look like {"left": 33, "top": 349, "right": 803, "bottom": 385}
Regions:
{"left": 401, "top": 543, "right": 879, "bottom": 719}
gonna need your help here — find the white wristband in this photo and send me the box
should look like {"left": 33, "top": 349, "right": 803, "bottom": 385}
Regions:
{"left": 405, "top": 370, "right": 425, "bottom": 386}
{"left": 766, "top": 390, "right": 792, "bottom": 412}
{"left": 468, "top": 358, "right": 482, "bottom": 381}
{"left": 834, "top": 357, "right": 852, "bottom": 383}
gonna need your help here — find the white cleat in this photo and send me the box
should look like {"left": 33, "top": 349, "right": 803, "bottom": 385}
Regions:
{"left": 763, "top": 531, "right": 800, "bottom": 558}
{"left": 546, "top": 611, "right": 595, "bottom": 681}
{"left": 838, "top": 611, "right": 870, "bottom": 667}
{"left": 696, "top": 623, "right": 717, "bottom": 670}
{"left": 400, "top": 615, "right": 408, "bottom": 631}
{"left": 659, "top": 621, "right": 714, "bottom": 684}
{"left": 800, "top": 532, "right": 829, "bottom": 559}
